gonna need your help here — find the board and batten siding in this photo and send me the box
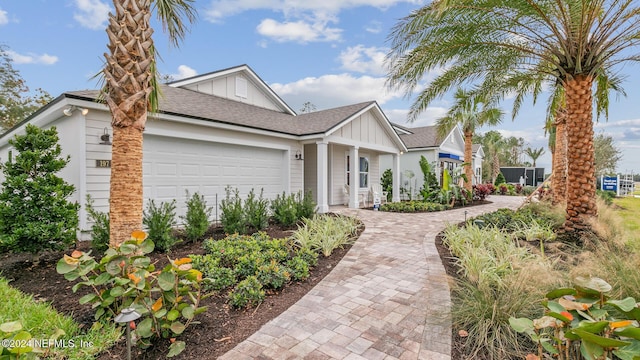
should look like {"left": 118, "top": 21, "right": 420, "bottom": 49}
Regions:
{"left": 332, "top": 111, "right": 396, "bottom": 148}
{"left": 303, "top": 143, "right": 317, "bottom": 202}
{"left": 182, "top": 74, "right": 280, "bottom": 111}
{"left": 84, "top": 112, "right": 113, "bottom": 215}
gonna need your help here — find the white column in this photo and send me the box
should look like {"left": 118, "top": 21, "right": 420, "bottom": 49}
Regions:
{"left": 349, "top": 146, "right": 359, "bottom": 208}
{"left": 316, "top": 141, "right": 329, "bottom": 213}
{"left": 392, "top": 153, "right": 401, "bottom": 202}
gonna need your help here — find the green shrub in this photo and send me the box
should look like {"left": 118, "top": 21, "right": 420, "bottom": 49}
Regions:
{"left": 494, "top": 172, "right": 506, "bottom": 186}
{"left": 0, "top": 125, "right": 79, "bottom": 253}
{"left": 202, "top": 266, "right": 236, "bottom": 292}
{"left": 85, "top": 194, "right": 110, "bottom": 253}
{"left": 56, "top": 231, "right": 205, "bottom": 356}
{"left": 256, "top": 259, "right": 291, "bottom": 289}
{"left": 597, "top": 189, "right": 616, "bottom": 205}
{"left": 271, "top": 192, "right": 298, "bottom": 226}
{"left": 510, "top": 277, "right": 640, "bottom": 360}
{"left": 286, "top": 256, "right": 310, "bottom": 281}
{"left": 220, "top": 186, "right": 245, "bottom": 234}
{"left": 244, "top": 188, "right": 269, "bottom": 231}
{"left": 380, "top": 169, "right": 393, "bottom": 202}
{"left": 180, "top": 191, "right": 212, "bottom": 242}
{"left": 234, "top": 253, "right": 266, "bottom": 279}
{"left": 228, "top": 276, "right": 265, "bottom": 308}
{"left": 380, "top": 201, "right": 450, "bottom": 213}
{"left": 296, "top": 190, "right": 316, "bottom": 220}
{"left": 295, "top": 247, "right": 319, "bottom": 267}
{"left": 143, "top": 199, "right": 179, "bottom": 252}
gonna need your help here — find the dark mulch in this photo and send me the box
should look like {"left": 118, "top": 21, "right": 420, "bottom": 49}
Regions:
{"left": 0, "top": 220, "right": 361, "bottom": 359}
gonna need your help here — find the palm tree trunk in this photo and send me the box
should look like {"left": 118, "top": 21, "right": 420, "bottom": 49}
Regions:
{"left": 552, "top": 108, "right": 568, "bottom": 205}
{"left": 563, "top": 75, "right": 597, "bottom": 233}
{"left": 463, "top": 130, "right": 473, "bottom": 191}
{"left": 491, "top": 150, "right": 500, "bottom": 184}
{"left": 104, "top": 0, "right": 154, "bottom": 246}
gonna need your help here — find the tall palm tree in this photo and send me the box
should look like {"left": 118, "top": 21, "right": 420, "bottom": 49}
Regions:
{"left": 104, "top": 0, "right": 196, "bottom": 246}
{"left": 436, "top": 88, "right": 503, "bottom": 191}
{"left": 386, "top": 0, "right": 640, "bottom": 233}
{"left": 524, "top": 147, "right": 545, "bottom": 167}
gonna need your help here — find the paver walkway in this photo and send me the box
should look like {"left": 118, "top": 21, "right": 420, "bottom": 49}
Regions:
{"left": 219, "top": 196, "right": 526, "bottom": 360}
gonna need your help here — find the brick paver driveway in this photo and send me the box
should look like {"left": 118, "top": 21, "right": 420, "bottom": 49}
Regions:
{"left": 219, "top": 196, "right": 526, "bottom": 360}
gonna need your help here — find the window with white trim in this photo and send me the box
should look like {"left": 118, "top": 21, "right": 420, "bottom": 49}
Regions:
{"left": 346, "top": 155, "right": 369, "bottom": 188}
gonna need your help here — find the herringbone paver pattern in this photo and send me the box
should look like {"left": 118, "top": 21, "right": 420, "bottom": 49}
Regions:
{"left": 219, "top": 196, "right": 525, "bottom": 359}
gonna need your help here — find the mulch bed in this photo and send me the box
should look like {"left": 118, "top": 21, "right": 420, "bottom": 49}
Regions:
{"left": 0, "top": 221, "right": 361, "bottom": 359}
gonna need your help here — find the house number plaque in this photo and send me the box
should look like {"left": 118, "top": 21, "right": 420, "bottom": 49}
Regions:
{"left": 96, "top": 160, "right": 111, "bottom": 168}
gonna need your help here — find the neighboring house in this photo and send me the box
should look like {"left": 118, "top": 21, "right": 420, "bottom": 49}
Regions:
{"left": 380, "top": 124, "right": 484, "bottom": 198}
{"left": 0, "top": 65, "right": 406, "bottom": 239}
{"left": 472, "top": 144, "right": 485, "bottom": 185}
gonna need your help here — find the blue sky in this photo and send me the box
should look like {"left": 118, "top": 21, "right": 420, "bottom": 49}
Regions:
{"left": 1, "top": 0, "right": 639, "bottom": 174}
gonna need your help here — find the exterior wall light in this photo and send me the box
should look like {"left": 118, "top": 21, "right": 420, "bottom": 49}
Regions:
{"left": 295, "top": 150, "right": 304, "bottom": 160}
{"left": 100, "top": 128, "right": 111, "bottom": 145}
{"left": 63, "top": 106, "right": 89, "bottom": 116}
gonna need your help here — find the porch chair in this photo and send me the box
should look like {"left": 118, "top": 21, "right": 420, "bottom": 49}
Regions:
{"left": 343, "top": 184, "right": 367, "bottom": 207}
{"left": 370, "top": 183, "right": 388, "bottom": 205}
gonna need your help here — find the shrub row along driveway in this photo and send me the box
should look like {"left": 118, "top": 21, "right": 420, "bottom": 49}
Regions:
{"left": 220, "top": 196, "right": 526, "bottom": 360}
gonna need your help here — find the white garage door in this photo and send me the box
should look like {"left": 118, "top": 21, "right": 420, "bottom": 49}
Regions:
{"left": 143, "top": 135, "right": 287, "bottom": 220}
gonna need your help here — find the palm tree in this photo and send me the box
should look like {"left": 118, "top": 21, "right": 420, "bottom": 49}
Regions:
{"left": 524, "top": 147, "right": 545, "bottom": 167}
{"left": 104, "top": 0, "right": 196, "bottom": 246}
{"left": 435, "top": 88, "right": 503, "bottom": 191}
{"left": 386, "top": 0, "right": 640, "bottom": 233}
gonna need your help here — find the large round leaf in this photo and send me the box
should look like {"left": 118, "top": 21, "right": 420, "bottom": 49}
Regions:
{"left": 574, "top": 277, "right": 612, "bottom": 295}
{"left": 158, "top": 272, "right": 176, "bottom": 291}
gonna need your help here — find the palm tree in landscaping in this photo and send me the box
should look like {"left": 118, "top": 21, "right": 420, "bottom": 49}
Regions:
{"left": 104, "top": 0, "right": 196, "bottom": 247}
{"left": 435, "top": 88, "right": 503, "bottom": 192}
{"left": 386, "top": 0, "right": 640, "bottom": 234}
{"left": 524, "top": 147, "right": 545, "bottom": 167}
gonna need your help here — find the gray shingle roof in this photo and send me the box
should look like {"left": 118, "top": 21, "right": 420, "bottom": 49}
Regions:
{"left": 65, "top": 85, "right": 375, "bottom": 136}
{"left": 396, "top": 125, "right": 442, "bottom": 149}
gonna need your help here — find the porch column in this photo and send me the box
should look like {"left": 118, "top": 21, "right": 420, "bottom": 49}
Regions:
{"left": 392, "top": 153, "right": 401, "bottom": 202}
{"left": 316, "top": 141, "right": 329, "bottom": 213}
{"left": 349, "top": 146, "right": 359, "bottom": 208}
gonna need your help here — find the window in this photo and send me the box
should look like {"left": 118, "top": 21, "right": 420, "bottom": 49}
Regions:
{"left": 359, "top": 157, "right": 369, "bottom": 188}
{"left": 346, "top": 155, "right": 369, "bottom": 188}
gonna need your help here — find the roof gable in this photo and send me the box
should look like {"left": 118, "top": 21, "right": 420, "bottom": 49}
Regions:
{"left": 398, "top": 124, "right": 464, "bottom": 152}
{"left": 168, "top": 65, "right": 296, "bottom": 115}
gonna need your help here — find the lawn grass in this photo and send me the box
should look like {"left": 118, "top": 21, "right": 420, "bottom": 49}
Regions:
{"left": 613, "top": 195, "right": 640, "bottom": 236}
{"left": 0, "top": 277, "right": 121, "bottom": 359}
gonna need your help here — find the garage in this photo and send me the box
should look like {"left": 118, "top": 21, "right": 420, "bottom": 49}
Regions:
{"left": 143, "top": 135, "right": 287, "bottom": 219}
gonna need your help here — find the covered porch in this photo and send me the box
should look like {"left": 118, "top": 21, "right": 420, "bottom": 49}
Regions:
{"left": 303, "top": 140, "right": 402, "bottom": 212}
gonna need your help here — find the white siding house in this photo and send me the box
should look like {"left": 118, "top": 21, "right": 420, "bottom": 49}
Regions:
{"left": 380, "top": 124, "right": 484, "bottom": 199}
{"left": 0, "top": 65, "right": 406, "bottom": 239}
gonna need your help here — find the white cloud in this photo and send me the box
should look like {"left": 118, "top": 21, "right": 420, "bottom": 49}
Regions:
{"left": 271, "top": 73, "right": 404, "bottom": 110}
{"left": 339, "top": 45, "right": 387, "bottom": 75}
{"left": 169, "top": 65, "right": 198, "bottom": 80}
{"left": 0, "top": 8, "right": 8, "bottom": 25}
{"left": 7, "top": 50, "right": 58, "bottom": 65}
{"left": 205, "top": 0, "right": 422, "bottom": 22}
{"left": 257, "top": 18, "right": 342, "bottom": 43}
{"left": 73, "top": 0, "right": 111, "bottom": 30}
{"left": 365, "top": 20, "right": 382, "bottom": 34}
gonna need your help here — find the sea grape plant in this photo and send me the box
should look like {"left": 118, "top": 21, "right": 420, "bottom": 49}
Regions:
{"left": 510, "top": 277, "right": 640, "bottom": 360}
{"left": 56, "top": 231, "right": 206, "bottom": 357}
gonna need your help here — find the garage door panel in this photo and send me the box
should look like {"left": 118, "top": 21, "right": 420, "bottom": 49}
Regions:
{"left": 143, "top": 135, "right": 286, "bottom": 221}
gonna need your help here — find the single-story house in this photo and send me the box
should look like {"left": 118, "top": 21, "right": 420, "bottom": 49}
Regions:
{"left": 0, "top": 65, "right": 406, "bottom": 239}
{"left": 380, "top": 124, "right": 484, "bottom": 198}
